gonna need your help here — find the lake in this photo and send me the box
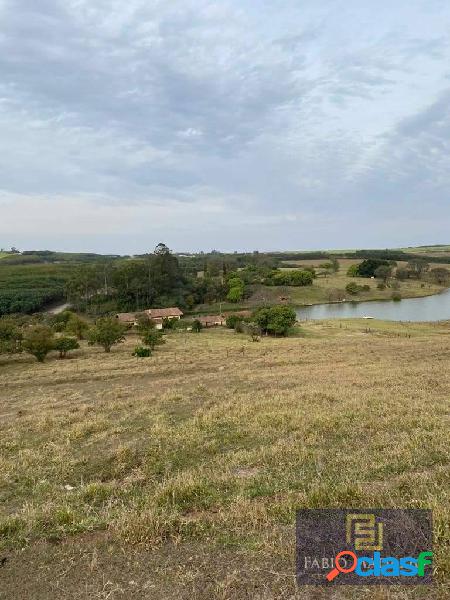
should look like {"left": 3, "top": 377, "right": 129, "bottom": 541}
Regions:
{"left": 296, "top": 288, "right": 450, "bottom": 322}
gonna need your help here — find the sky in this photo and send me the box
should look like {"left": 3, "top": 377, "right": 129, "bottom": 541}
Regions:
{"left": 0, "top": 0, "right": 449, "bottom": 254}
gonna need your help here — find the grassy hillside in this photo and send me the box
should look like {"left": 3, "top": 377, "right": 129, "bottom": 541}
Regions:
{"left": 0, "top": 323, "right": 448, "bottom": 598}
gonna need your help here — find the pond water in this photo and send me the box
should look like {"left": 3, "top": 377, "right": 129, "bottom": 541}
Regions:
{"left": 296, "top": 288, "right": 450, "bottom": 322}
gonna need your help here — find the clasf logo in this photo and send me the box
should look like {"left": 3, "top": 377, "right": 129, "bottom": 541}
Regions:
{"left": 326, "top": 550, "right": 433, "bottom": 581}
{"left": 296, "top": 509, "right": 433, "bottom": 586}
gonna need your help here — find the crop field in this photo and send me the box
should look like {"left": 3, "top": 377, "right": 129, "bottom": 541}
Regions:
{"left": 0, "top": 263, "right": 74, "bottom": 315}
{"left": 0, "top": 322, "right": 449, "bottom": 599}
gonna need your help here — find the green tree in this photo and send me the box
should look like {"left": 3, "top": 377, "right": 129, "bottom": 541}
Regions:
{"left": 226, "top": 314, "right": 245, "bottom": 329}
{"left": 289, "top": 270, "right": 314, "bottom": 286}
{"left": 65, "top": 313, "right": 89, "bottom": 340}
{"left": 87, "top": 318, "right": 126, "bottom": 352}
{"left": 49, "top": 310, "right": 74, "bottom": 332}
{"left": 357, "top": 259, "right": 390, "bottom": 278}
{"left": 54, "top": 336, "right": 79, "bottom": 358}
{"left": 22, "top": 325, "right": 55, "bottom": 362}
{"left": 226, "top": 273, "right": 245, "bottom": 302}
{"left": 0, "top": 319, "right": 23, "bottom": 356}
{"left": 253, "top": 305, "right": 296, "bottom": 336}
{"left": 226, "top": 286, "right": 244, "bottom": 302}
{"left": 191, "top": 319, "right": 203, "bottom": 333}
{"left": 347, "top": 264, "right": 359, "bottom": 277}
{"left": 141, "top": 328, "right": 165, "bottom": 350}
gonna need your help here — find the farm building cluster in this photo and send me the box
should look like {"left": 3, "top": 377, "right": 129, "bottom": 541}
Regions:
{"left": 115, "top": 309, "right": 251, "bottom": 329}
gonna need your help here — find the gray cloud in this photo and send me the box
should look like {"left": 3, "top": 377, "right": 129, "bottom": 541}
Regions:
{"left": 0, "top": 0, "right": 449, "bottom": 252}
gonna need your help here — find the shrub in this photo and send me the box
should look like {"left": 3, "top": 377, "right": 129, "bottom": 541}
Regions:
{"left": 162, "top": 317, "right": 177, "bottom": 330}
{"left": 345, "top": 282, "right": 359, "bottom": 295}
{"left": 377, "top": 283, "right": 386, "bottom": 290}
{"left": 263, "top": 269, "right": 313, "bottom": 286}
{"left": 391, "top": 292, "right": 402, "bottom": 302}
{"left": 22, "top": 325, "right": 55, "bottom": 362}
{"left": 54, "top": 336, "right": 79, "bottom": 358}
{"left": 226, "top": 315, "right": 243, "bottom": 329}
{"left": 191, "top": 319, "right": 203, "bottom": 333}
{"left": 132, "top": 346, "right": 152, "bottom": 357}
{"left": 243, "top": 321, "right": 261, "bottom": 341}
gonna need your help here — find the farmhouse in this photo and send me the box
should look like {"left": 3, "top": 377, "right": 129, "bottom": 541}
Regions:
{"left": 145, "top": 307, "right": 183, "bottom": 320}
{"left": 196, "top": 315, "right": 226, "bottom": 327}
{"left": 116, "top": 312, "right": 138, "bottom": 326}
{"left": 116, "top": 307, "right": 183, "bottom": 330}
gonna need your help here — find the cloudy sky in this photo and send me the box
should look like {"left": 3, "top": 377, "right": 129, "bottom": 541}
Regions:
{"left": 1, "top": 0, "right": 449, "bottom": 253}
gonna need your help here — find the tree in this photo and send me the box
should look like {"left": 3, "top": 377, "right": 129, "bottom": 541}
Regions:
{"left": 347, "top": 264, "right": 359, "bottom": 277}
{"left": 22, "top": 325, "right": 55, "bottom": 362}
{"left": 191, "top": 319, "right": 203, "bottom": 333}
{"left": 374, "top": 265, "right": 392, "bottom": 285}
{"left": 49, "top": 310, "right": 74, "bottom": 332}
{"left": 54, "top": 336, "right": 79, "bottom": 358}
{"left": 136, "top": 312, "right": 155, "bottom": 334}
{"left": 0, "top": 319, "right": 22, "bottom": 356}
{"left": 318, "top": 262, "right": 333, "bottom": 277}
{"left": 87, "top": 318, "right": 126, "bottom": 352}
{"left": 226, "top": 274, "right": 245, "bottom": 302}
{"left": 356, "top": 259, "right": 390, "bottom": 278}
{"left": 227, "top": 286, "right": 244, "bottom": 302}
{"left": 226, "top": 315, "right": 245, "bottom": 329}
{"left": 253, "top": 305, "right": 296, "bottom": 336}
{"left": 407, "top": 259, "right": 429, "bottom": 279}
{"left": 330, "top": 257, "right": 340, "bottom": 272}
{"left": 140, "top": 328, "right": 165, "bottom": 350}
{"left": 288, "top": 270, "right": 314, "bottom": 286}
{"left": 65, "top": 313, "right": 89, "bottom": 340}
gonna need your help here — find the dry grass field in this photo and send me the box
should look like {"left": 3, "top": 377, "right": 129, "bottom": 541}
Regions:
{"left": 0, "top": 323, "right": 449, "bottom": 599}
